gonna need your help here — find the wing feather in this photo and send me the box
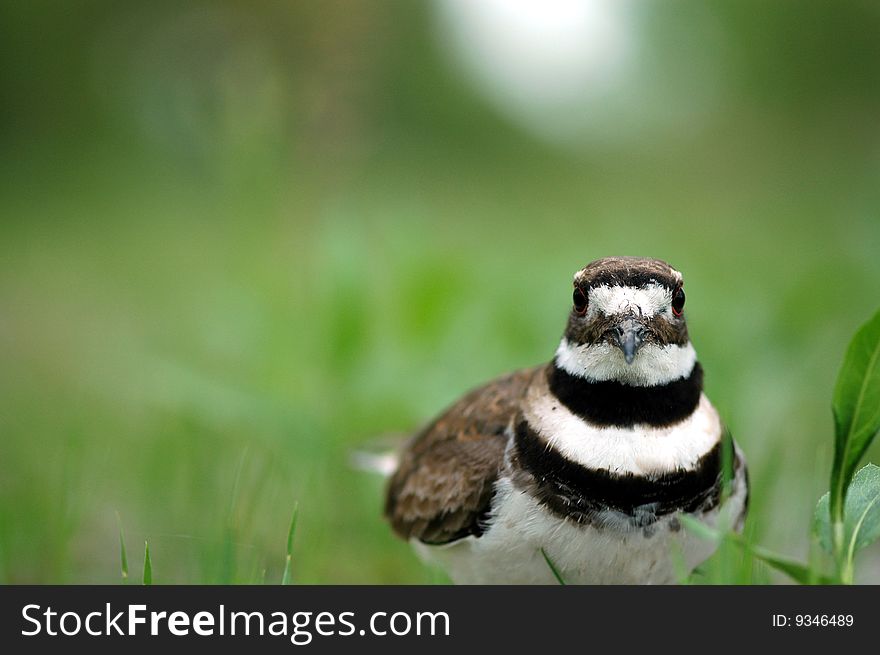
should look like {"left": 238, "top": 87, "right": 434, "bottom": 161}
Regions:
{"left": 385, "top": 367, "right": 541, "bottom": 544}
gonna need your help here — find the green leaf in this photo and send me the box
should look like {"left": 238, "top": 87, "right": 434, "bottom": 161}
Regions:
{"left": 281, "top": 503, "right": 298, "bottom": 585}
{"left": 816, "top": 465, "right": 880, "bottom": 554}
{"left": 680, "top": 515, "right": 834, "bottom": 585}
{"left": 844, "top": 464, "right": 880, "bottom": 554}
{"left": 540, "top": 548, "right": 566, "bottom": 585}
{"left": 830, "top": 309, "right": 880, "bottom": 527}
{"left": 814, "top": 492, "right": 832, "bottom": 553}
{"left": 142, "top": 541, "right": 152, "bottom": 586}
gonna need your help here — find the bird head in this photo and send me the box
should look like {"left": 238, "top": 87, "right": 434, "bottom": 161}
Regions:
{"left": 556, "top": 257, "right": 693, "bottom": 386}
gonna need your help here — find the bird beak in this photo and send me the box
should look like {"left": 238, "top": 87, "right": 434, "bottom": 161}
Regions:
{"left": 614, "top": 318, "right": 645, "bottom": 365}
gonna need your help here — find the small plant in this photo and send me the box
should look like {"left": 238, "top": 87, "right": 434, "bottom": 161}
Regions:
{"left": 816, "top": 306, "right": 880, "bottom": 583}
{"left": 686, "top": 308, "right": 880, "bottom": 584}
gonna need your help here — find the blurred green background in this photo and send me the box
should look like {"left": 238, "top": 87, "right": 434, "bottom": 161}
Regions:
{"left": 1, "top": 0, "right": 879, "bottom": 584}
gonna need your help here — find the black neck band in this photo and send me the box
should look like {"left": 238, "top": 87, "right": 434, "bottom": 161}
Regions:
{"left": 547, "top": 361, "right": 703, "bottom": 428}
{"left": 512, "top": 420, "right": 729, "bottom": 527}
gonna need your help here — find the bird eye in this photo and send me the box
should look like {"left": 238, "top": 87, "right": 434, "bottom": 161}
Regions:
{"left": 573, "top": 287, "right": 588, "bottom": 315}
{"left": 671, "top": 286, "right": 686, "bottom": 317}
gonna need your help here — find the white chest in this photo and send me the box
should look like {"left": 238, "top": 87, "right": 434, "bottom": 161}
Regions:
{"left": 416, "top": 462, "right": 747, "bottom": 584}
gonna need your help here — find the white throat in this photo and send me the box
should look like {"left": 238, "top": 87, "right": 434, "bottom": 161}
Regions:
{"left": 555, "top": 338, "right": 697, "bottom": 387}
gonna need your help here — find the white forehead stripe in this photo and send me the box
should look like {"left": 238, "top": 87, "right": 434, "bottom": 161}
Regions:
{"left": 555, "top": 338, "right": 696, "bottom": 387}
{"left": 590, "top": 283, "right": 670, "bottom": 317}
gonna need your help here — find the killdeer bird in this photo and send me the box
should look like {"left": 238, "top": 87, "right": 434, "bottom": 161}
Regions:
{"left": 384, "top": 257, "right": 747, "bottom": 584}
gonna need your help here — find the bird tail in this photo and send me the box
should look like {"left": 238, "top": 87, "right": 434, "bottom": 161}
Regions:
{"left": 348, "top": 433, "right": 408, "bottom": 477}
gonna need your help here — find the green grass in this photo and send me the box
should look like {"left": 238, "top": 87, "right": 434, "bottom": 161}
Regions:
{"left": 1, "top": 0, "right": 880, "bottom": 585}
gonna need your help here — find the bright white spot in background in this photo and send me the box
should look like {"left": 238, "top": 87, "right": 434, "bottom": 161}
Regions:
{"left": 435, "top": 0, "right": 636, "bottom": 145}
{"left": 434, "top": 0, "right": 725, "bottom": 148}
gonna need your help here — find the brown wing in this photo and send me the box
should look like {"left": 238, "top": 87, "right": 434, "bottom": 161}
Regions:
{"left": 385, "top": 366, "right": 542, "bottom": 545}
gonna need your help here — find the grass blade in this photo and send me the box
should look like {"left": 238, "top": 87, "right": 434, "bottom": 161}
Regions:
{"left": 221, "top": 447, "right": 250, "bottom": 585}
{"left": 679, "top": 514, "right": 835, "bottom": 585}
{"left": 142, "top": 541, "right": 152, "bottom": 586}
{"left": 281, "top": 503, "right": 299, "bottom": 585}
{"left": 540, "top": 548, "right": 566, "bottom": 585}
{"left": 748, "top": 543, "right": 833, "bottom": 585}
{"left": 115, "top": 511, "right": 128, "bottom": 582}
